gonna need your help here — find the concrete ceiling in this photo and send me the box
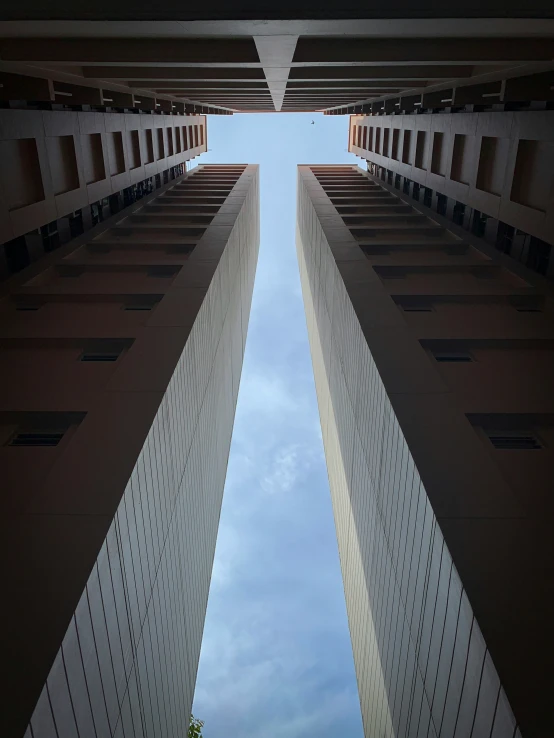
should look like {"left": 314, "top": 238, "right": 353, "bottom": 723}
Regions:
{"left": 1, "top": 18, "right": 554, "bottom": 112}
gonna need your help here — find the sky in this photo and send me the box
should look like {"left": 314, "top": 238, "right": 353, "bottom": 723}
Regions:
{"left": 191, "top": 113, "right": 362, "bottom": 738}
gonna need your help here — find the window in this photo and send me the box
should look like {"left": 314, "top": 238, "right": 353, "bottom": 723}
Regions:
{"left": 391, "top": 129, "right": 400, "bottom": 160}
{"left": 432, "top": 350, "right": 473, "bottom": 362}
{"left": 415, "top": 130, "right": 427, "bottom": 169}
{"left": 157, "top": 128, "right": 165, "bottom": 160}
{"left": 402, "top": 130, "right": 412, "bottom": 164}
{"left": 4, "top": 236, "right": 31, "bottom": 274}
{"left": 453, "top": 201, "right": 465, "bottom": 226}
{"left": 526, "top": 237, "right": 551, "bottom": 277}
{"left": 80, "top": 352, "right": 120, "bottom": 362}
{"left": 436, "top": 193, "right": 448, "bottom": 216}
{"left": 8, "top": 431, "right": 65, "bottom": 447}
{"left": 486, "top": 430, "right": 543, "bottom": 450}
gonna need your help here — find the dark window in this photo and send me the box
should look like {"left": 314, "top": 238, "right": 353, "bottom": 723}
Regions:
{"left": 4, "top": 236, "right": 31, "bottom": 274}
{"left": 69, "top": 210, "right": 84, "bottom": 239}
{"left": 486, "top": 431, "right": 542, "bottom": 450}
{"left": 109, "top": 193, "right": 122, "bottom": 215}
{"left": 452, "top": 201, "right": 465, "bottom": 226}
{"left": 8, "top": 431, "right": 65, "bottom": 447}
{"left": 471, "top": 209, "right": 487, "bottom": 238}
{"left": 526, "top": 237, "right": 551, "bottom": 277}
{"left": 495, "top": 221, "right": 514, "bottom": 254}
{"left": 41, "top": 220, "right": 60, "bottom": 253}
{"left": 433, "top": 351, "right": 473, "bottom": 362}
{"left": 80, "top": 352, "right": 120, "bottom": 362}
{"left": 436, "top": 194, "right": 447, "bottom": 216}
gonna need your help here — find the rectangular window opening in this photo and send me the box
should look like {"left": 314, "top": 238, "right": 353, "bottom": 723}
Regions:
{"left": 8, "top": 431, "right": 65, "bottom": 447}
{"left": 432, "top": 351, "right": 474, "bottom": 363}
{"left": 80, "top": 352, "right": 120, "bottom": 362}
{"left": 486, "top": 430, "right": 543, "bottom": 450}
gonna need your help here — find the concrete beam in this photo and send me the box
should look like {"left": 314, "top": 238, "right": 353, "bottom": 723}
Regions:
{"left": 0, "top": 37, "right": 260, "bottom": 64}
{"left": 287, "top": 65, "right": 475, "bottom": 80}
{"left": 254, "top": 34, "right": 298, "bottom": 111}
{"left": 133, "top": 81, "right": 270, "bottom": 89}
{"left": 83, "top": 66, "right": 267, "bottom": 80}
{"left": 2, "top": 1, "right": 554, "bottom": 20}
{"left": 292, "top": 37, "right": 554, "bottom": 64}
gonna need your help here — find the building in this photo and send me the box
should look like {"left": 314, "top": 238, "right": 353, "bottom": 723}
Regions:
{"left": 296, "top": 164, "right": 554, "bottom": 738}
{"left": 0, "top": 108, "right": 208, "bottom": 279}
{"left": 2, "top": 6, "right": 554, "bottom": 271}
{"left": 0, "top": 8, "right": 554, "bottom": 114}
{"left": 0, "top": 162, "right": 260, "bottom": 737}
{"left": 349, "top": 111, "right": 554, "bottom": 279}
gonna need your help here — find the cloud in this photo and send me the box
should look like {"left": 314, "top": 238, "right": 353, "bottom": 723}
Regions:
{"left": 260, "top": 443, "right": 322, "bottom": 495}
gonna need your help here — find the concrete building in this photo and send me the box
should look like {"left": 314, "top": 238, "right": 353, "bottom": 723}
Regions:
{"left": 349, "top": 111, "right": 554, "bottom": 279}
{"left": 0, "top": 163, "right": 260, "bottom": 738}
{"left": 0, "top": 108, "right": 208, "bottom": 279}
{"left": 297, "top": 164, "right": 554, "bottom": 738}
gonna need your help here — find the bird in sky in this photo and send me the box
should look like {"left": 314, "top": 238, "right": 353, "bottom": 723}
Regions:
{"left": 311, "top": 120, "right": 315, "bottom": 124}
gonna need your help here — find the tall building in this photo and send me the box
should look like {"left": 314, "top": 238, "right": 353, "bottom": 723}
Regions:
{"left": 1, "top": 162, "right": 259, "bottom": 737}
{"left": 297, "top": 164, "right": 553, "bottom": 738}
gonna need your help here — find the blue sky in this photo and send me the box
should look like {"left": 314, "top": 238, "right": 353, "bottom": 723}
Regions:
{"left": 191, "top": 113, "right": 362, "bottom": 738}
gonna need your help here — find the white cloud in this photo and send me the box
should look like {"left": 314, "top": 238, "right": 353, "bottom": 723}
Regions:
{"left": 260, "top": 443, "right": 321, "bottom": 495}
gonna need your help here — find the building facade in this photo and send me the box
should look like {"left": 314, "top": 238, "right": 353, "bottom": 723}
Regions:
{"left": 296, "top": 164, "right": 554, "bottom": 738}
{"left": 349, "top": 111, "right": 554, "bottom": 279}
{"left": 0, "top": 108, "right": 207, "bottom": 280}
{"left": 1, "top": 163, "right": 260, "bottom": 738}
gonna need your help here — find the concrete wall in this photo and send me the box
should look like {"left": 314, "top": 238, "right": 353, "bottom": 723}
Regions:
{"left": 0, "top": 109, "right": 207, "bottom": 247}
{"left": 350, "top": 111, "right": 554, "bottom": 248}
{"left": 0, "top": 164, "right": 259, "bottom": 738}
{"left": 296, "top": 164, "right": 554, "bottom": 738}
